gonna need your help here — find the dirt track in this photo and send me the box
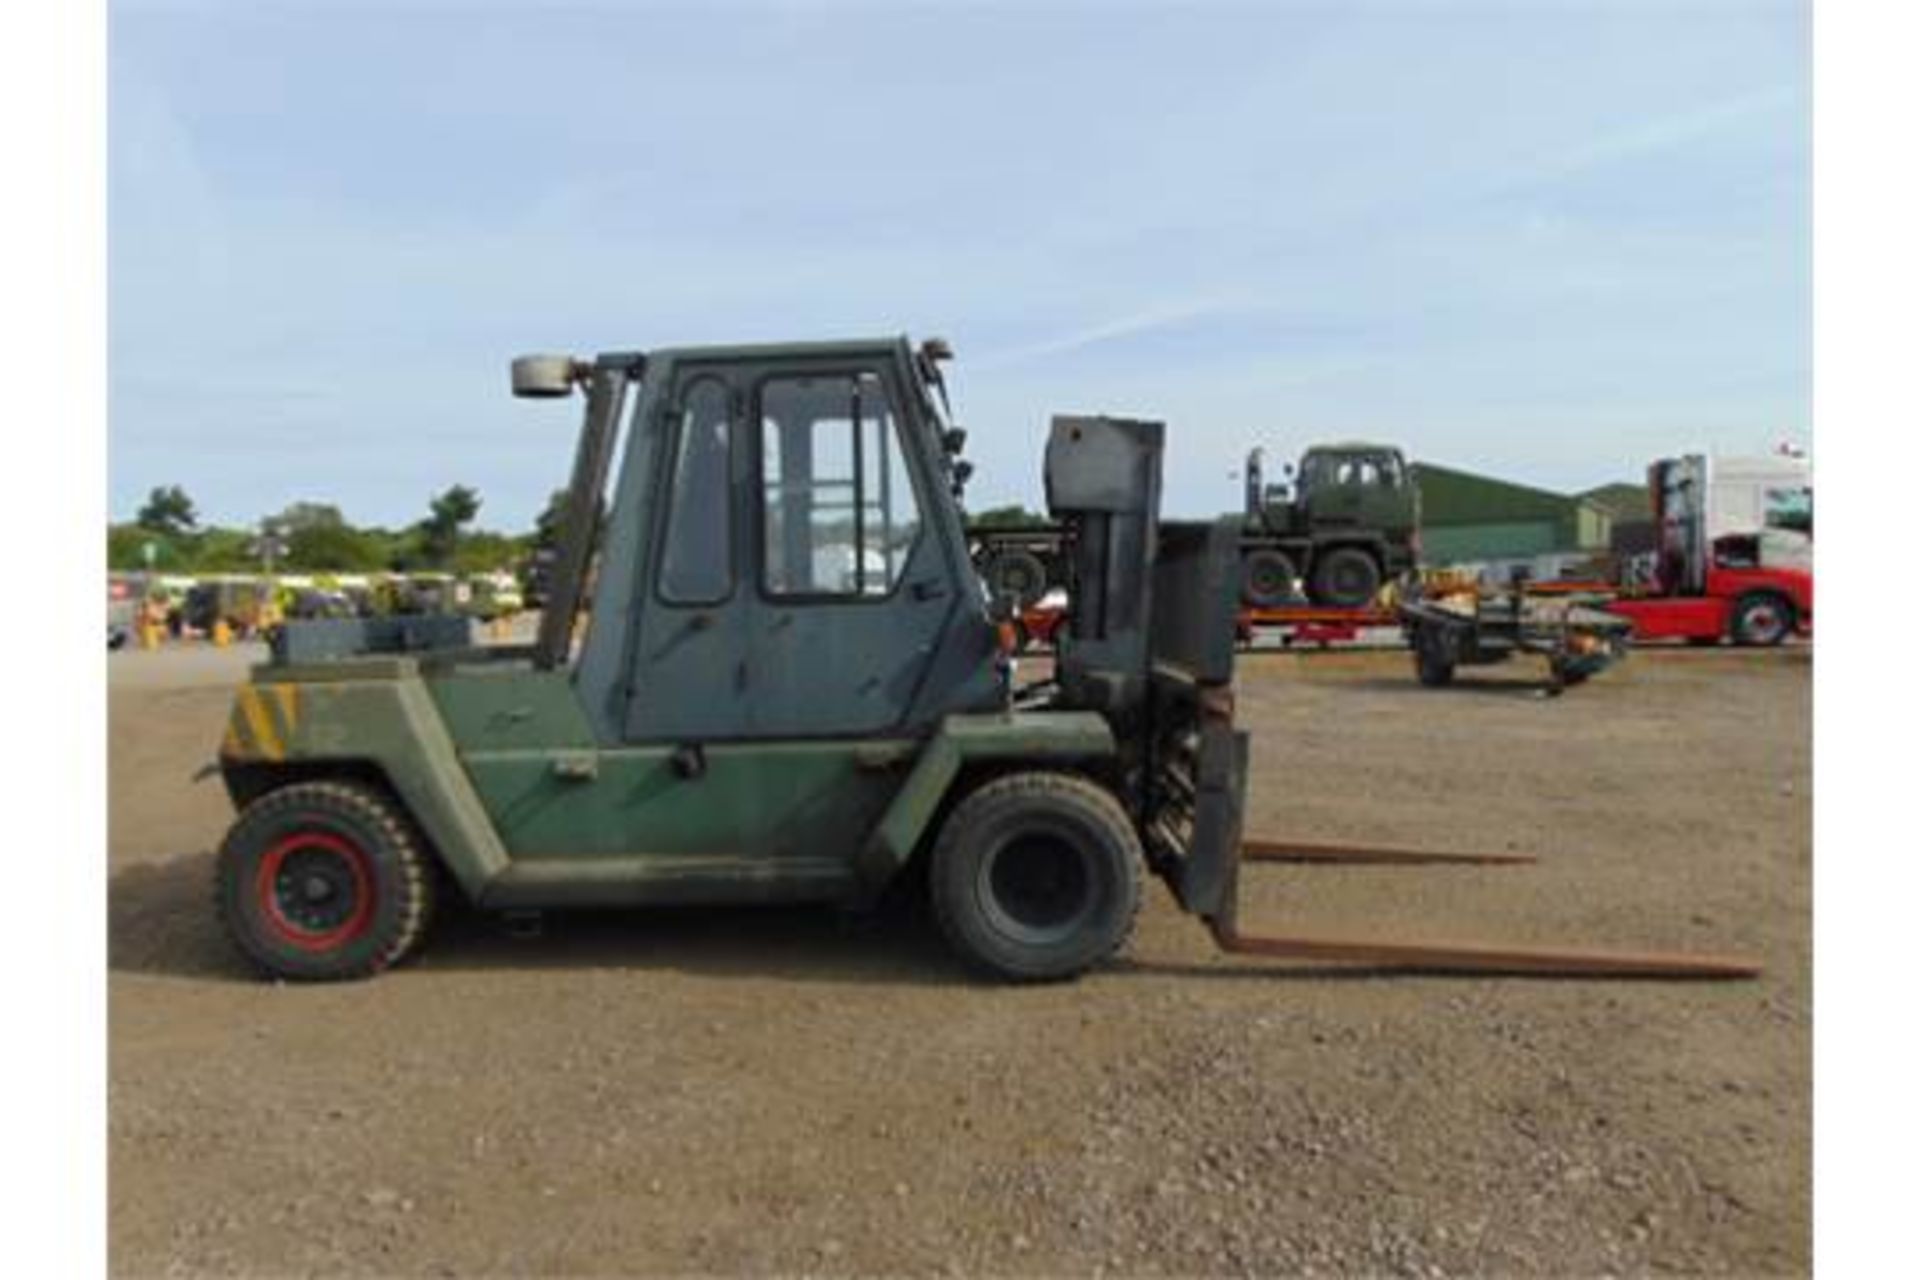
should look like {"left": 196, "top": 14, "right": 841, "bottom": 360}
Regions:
{"left": 109, "top": 644, "right": 1809, "bottom": 1277}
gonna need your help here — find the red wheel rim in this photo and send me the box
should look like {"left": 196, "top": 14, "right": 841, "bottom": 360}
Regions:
{"left": 255, "top": 831, "right": 376, "bottom": 952}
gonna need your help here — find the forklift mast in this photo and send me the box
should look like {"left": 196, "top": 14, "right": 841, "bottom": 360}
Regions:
{"left": 1041, "top": 414, "right": 1251, "bottom": 923}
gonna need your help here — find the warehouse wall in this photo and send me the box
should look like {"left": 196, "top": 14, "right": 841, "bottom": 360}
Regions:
{"left": 1420, "top": 520, "right": 1562, "bottom": 564}
{"left": 1412, "top": 462, "right": 1614, "bottom": 566}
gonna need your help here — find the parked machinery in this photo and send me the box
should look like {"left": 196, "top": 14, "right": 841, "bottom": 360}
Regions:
{"left": 208, "top": 337, "right": 1757, "bottom": 984}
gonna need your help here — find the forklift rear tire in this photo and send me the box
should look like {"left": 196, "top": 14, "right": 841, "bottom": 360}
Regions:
{"left": 1240, "top": 549, "right": 1299, "bottom": 608}
{"left": 929, "top": 772, "right": 1142, "bottom": 982}
{"left": 1731, "top": 593, "right": 1793, "bottom": 647}
{"left": 1309, "top": 547, "right": 1383, "bottom": 608}
{"left": 216, "top": 780, "right": 435, "bottom": 981}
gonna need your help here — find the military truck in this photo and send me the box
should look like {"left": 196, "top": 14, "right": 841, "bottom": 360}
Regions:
{"left": 1237, "top": 443, "right": 1420, "bottom": 609}
{"left": 971, "top": 440, "right": 1419, "bottom": 611}
{"left": 206, "top": 336, "right": 1754, "bottom": 985}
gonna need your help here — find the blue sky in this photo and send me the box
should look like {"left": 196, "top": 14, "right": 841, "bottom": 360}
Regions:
{"left": 110, "top": 0, "right": 1809, "bottom": 528}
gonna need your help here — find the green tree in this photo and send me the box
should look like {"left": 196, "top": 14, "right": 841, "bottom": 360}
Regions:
{"left": 256, "top": 501, "right": 382, "bottom": 572}
{"left": 418, "top": 485, "right": 482, "bottom": 567}
{"left": 969, "top": 503, "right": 1050, "bottom": 529}
{"left": 136, "top": 485, "right": 198, "bottom": 536}
{"left": 532, "top": 488, "right": 571, "bottom": 553}
{"left": 285, "top": 522, "right": 385, "bottom": 572}
{"left": 271, "top": 501, "right": 348, "bottom": 533}
{"left": 452, "top": 530, "right": 525, "bottom": 575}
{"left": 193, "top": 527, "right": 259, "bottom": 573}
{"left": 107, "top": 524, "right": 168, "bottom": 570}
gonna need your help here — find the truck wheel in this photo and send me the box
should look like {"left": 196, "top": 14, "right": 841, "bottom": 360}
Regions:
{"left": 1731, "top": 593, "right": 1794, "bottom": 647}
{"left": 929, "top": 772, "right": 1142, "bottom": 982}
{"left": 1309, "top": 547, "right": 1382, "bottom": 608}
{"left": 981, "top": 549, "right": 1048, "bottom": 608}
{"left": 1240, "top": 549, "right": 1299, "bottom": 608}
{"left": 216, "top": 781, "right": 435, "bottom": 981}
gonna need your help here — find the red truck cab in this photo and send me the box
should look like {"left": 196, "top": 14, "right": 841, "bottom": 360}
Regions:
{"left": 1604, "top": 455, "right": 1812, "bottom": 647}
{"left": 1608, "top": 532, "right": 1811, "bottom": 646}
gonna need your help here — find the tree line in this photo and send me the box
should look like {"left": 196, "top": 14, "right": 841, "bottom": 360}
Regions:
{"left": 110, "top": 485, "right": 1049, "bottom": 577}
{"left": 108, "top": 484, "right": 570, "bottom": 576}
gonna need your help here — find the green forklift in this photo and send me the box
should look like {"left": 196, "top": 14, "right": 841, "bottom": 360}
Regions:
{"left": 209, "top": 337, "right": 1755, "bottom": 983}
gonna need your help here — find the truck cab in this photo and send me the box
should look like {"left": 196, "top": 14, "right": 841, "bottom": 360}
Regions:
{"left": 1607, "top": 455, "right": 1812, "bottom": 646}
{"left": 1287, "top": 444, "right": 1417, "bottom": 540}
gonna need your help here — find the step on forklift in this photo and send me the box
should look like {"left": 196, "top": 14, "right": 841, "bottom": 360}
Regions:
{"left": 210, "top": 337, "right": 1757, "bottom": 983}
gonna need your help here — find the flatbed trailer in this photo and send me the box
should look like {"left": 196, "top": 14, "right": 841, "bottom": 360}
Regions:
{"left": 1236, "top": 603, "right": 1397, "bottom": 648}
{"left": 1400, "top": 589, "right": 1633, "bottom": 693}
{"left": 1015, "top": 599, "right": 1398, "bottom": 652}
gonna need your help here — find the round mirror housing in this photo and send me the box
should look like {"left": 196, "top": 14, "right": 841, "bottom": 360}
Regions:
{"left": 511, "top": 354, "right": 581, "bottom": 399}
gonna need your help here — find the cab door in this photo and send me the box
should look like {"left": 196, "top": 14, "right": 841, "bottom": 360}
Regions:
{"left": 745, "top": 365, "right": 950, "bottom": 737}
{"left": 620, "top": 358, "right": 953, "bottom": 743}
{"left": 621, "top": 369, "right": 753, "bottom": 743}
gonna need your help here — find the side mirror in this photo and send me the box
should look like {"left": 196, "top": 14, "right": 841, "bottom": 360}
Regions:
{"left": 511, "top": 354, "right": 581, "bottom": 399}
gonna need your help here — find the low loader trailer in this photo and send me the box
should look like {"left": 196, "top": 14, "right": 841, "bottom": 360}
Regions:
{"left": 1400, "top": 586, "right": 1633, "bottom": 693}
{"left": 208, "top": 338, "right": 1756, "bottom": 984}
{"left": 1016, "top": 600, "right": 1397, "bottom": 653}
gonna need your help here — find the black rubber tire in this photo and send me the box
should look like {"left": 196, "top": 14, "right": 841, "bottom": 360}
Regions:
{"left": 929, "top": 772, "right": 1142, "bottom": 982}
{"left": 1412, "top": 622, "right": 1457, "bottom": 687}
{"left": 1415, "top": 645, "right": 1455, "bottom": 687}
{"left": 1240, "top": 548, "right": 1299, "bottom": 608}
{"left": 216, "top": 780, "right": 435, "bottom": 981}
{"left": 981, "top": 549, "right": 1049, "bottom": 608}
{"left": 1731, "top": 593, "right": 1793, "bottom": 647}
{"left": 1309, "top": 547, "right": 1383, "bottom": 608}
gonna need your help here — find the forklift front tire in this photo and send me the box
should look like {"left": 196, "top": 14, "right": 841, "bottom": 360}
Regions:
{"left": 929, "top": 772, "right": 1142, "bottom": 983}
{"left": 216, "top": 780, "right": 435, "bottom": 981}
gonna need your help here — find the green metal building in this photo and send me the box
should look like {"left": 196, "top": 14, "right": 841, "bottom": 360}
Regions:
{"left": 1411, "top": 462, "right": 1614, "bottom": 565}
{"left": 1580, "top": 481, "right": 1656, "bottom": 556}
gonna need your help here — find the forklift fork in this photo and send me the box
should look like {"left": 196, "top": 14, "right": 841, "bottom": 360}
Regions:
{"left": 1209, "top": 836, "right": 1761, "bottom": 979}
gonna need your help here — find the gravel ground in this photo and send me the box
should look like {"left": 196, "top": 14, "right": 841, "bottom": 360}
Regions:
{"left": 108, "top": 642, "right": 1809, "bottom": 1277}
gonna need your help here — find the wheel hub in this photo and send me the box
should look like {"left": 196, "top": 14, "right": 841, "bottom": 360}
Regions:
{"left": 982, "top": 832, "right": 1096, "bottom": 944}
{"left": 256, "top": 831, "right": 375, "bottom": 950}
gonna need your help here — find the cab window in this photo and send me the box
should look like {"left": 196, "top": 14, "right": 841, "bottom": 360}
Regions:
{"left": 657, "top": 377, "right": 733, "bottom": 603}
{"left": 759, "top": 372, "right": 922, "bottom": 597}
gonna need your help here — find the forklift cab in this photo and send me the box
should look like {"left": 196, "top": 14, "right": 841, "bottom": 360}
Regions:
{"left": 542, "top": 340, "right": 1003, "bottom": 746}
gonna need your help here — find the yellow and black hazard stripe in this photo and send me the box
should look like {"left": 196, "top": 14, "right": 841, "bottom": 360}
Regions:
{"left": 222, "top": 684, "right": 301, "bottom": 761}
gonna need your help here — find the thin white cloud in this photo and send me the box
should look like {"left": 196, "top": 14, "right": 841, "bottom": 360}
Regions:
{"left": 1522, "top": 85, "right": 1802, "bottom": 186}
{"left": 973, "top": 293, "right": 1254, "bottom": 370}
